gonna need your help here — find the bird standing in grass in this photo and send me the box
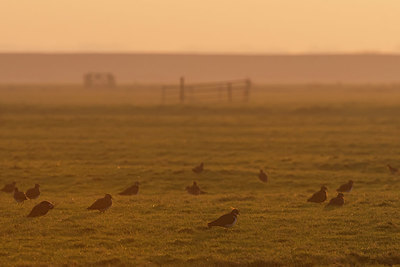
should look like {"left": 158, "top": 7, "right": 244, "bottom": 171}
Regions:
{"left": 387, "top": 164, "right": 399, "bottom": 175}
{"left": 1, "top": 181, "right": 16, "bottom": 193}
{"left": 192, "top": 162, "right": 204, "bottom": 173}
{"left": 208, "top": 208, "right": 240, "bottom": 228}
{"left": 14, "top": 188, "right": 27, "bottom": 203}
{"left": 87, "top": 194, "right": 112, "bottom": 212}
{"left": 258, "top": 169, "right": 268, "bottom": 183}
{"left": 307, "top": 186, "right": 327, "bottom": 203}
{"left": 186, "top": 181, "right": 206, "bottom": 195}
{"left": 118, "top": 182, "right": 139, "bottom": 196}
{"left": 327, "top": 193, "right": 345, "bottom": 206}
{"left": 26, "top": 184, "right": 40, "bottom": 199}
{"left": 27, "top": 201, "right": 54, "bottom": 217}
{"left": 336, "top": 180, "right": 353, "bottom": 193}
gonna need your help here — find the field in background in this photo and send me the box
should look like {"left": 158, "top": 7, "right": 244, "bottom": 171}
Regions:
{"left": 1, "top": 84, "right": 400, "bottom": 266}
{"left": 2, "top": 83, "right": 400, "bottom": 106}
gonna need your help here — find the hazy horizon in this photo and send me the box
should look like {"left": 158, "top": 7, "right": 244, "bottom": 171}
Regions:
{"left": 3, "top": 53, "right": 400, "bottom": 84}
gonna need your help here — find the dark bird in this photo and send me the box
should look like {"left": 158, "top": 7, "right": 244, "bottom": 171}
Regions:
{"left": 27, "top": 201, "right": 54, "bottom": 217}
{"left": 327, "top": 193, "right": 345, "bottom": 206}
{"left": 1, "top": 181, "right": 16, "bottom": 193}
{"left": 87, "top": 194, "right": 112, "bottom": 212}
{"left": 186, "top": 181, "right": 206, "bottom": 195}
{"left": 192, "top": 162, "right": 204, "bottom": 173}
{"left": 26, "top": 184, "right": 40, "bottom": 199}
{"left": 307, "top": 186, "right": 327, "bottom": 203}
{"left": 118, "top": 182, "right": 139, "bottom": 196}
{"left": 387, "top": 164, "right": 399, "bottom": 175}
{"left": 14, "top": 188, "right": 27, "bottom": 203}
{"left": 336, "top": 180, "right": 353, "bottom": 193}
{"left": 208, "top": 208, "right": 240, "bottom": 228}
{"left": 258, "top": 169, "right": 268, "bottom": 182}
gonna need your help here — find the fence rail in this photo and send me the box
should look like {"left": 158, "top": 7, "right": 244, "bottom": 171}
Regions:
{"left": 161, "top": 77, "right": 251, "bottom": 104}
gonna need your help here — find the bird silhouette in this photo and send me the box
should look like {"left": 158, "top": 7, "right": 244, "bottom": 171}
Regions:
{"left": 258, "top": 169, "right": 268, "bottom": 183}
{"left": 1, "top": 181, "right": 16, "bottom": 193}
{"left": 87, "top": 194, "right": 112, "bottom": 212}
{"left": 336, "top": 180, "right": 353, "bottom": 193}
{"left": 14, "top": 188, "right": 27, "bottom": 203}
{"left": 307, "top": 186, "right": 327, "bottom": 203}
{"left": 26, "top": 184, "right": 40, "bottom": 199}
{"left": 27, "top": 201, "right": 54, "bottom": 217}
{"left": 186, "top": 181, "right": 206, "bottom": 195}
{"left": 387, "top": 164, "right": 399, "bottom": 175}
{"left": 192, "top": 162, "right": 204, "bottom": 173}
{"left": 208, "top": 209, "right": 240, "bottom": 228}
{"left": 118, "top": 182, "right": 139, "bottom": 196}
{"left": 327, "top": 193, "right": 345, "bottom": 206}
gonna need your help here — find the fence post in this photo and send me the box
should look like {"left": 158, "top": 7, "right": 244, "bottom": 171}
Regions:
{"left": 244, "top": 79, "right": 251, "bottom": 102}
{"left": 180, "top": 76, "right": 185, "bottom": 104}
{"left": 227, "top": 82, "right": 232, "bottom": 102}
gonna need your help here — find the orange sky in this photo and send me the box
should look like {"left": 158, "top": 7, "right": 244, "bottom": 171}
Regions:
{"left": 1, "top": 0, "right": 400, "bottom": 54}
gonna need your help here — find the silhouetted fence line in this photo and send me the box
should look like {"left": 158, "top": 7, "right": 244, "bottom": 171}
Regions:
{"left": 162, "top": 77, "right": 251, "bottom": 104}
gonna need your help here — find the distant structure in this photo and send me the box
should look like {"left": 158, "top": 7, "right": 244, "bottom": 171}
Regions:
{"left": 162, "top": 77, "right": 251, "bottom": 104}
{"left": 83, "top": 72, "right": 116, "bottom": 88}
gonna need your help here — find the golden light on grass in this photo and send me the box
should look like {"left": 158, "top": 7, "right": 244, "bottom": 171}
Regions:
{"left": 0, "top": 85, "right": 399, "bottom": 265}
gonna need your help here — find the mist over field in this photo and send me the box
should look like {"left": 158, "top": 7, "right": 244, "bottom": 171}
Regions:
{"left": 2, "top": 53, "right": 400, "bottom": 84}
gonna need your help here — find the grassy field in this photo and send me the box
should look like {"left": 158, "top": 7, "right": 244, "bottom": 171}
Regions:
{"left": 1, "top": 84, "right": 400, "bottom": 266}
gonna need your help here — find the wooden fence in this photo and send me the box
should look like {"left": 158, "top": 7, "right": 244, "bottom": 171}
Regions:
{"left": 161, "top": 77, "right": 251, "bottom": 104}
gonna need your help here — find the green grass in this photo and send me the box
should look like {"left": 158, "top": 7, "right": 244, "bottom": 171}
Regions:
{"left": 1, "top": 85, "right": 400, "bottom": 266}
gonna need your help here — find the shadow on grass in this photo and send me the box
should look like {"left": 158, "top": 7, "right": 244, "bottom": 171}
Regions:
{"left": 343, "top": 252, "right": 400, "bottom": 266}
{"left": 148, "top": 255, "right": 284, "bottom": 267}
{"left": 87, "top": 253, "right": 400, "bottom": 266}
{"left": 91, "top": 257, "right": 122, "bottom": 266}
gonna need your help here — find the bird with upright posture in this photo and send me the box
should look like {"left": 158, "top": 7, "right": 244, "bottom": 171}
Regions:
{"left": 87, "top": 194, "right": 112, "bottom": 212}
{"left": 118, "top": 182, "right": 139, "bottom": 196}
{"left": 387, "top": 164, "right": 399, "bottom": 175}
{"left": 14, "top": 188, "right": 27, "bottom": 203}
{"left": 307, "top": 186, "right": 328, "bottom": 203}
{"left": 258, "top": 169, "right": 268, "bottom": 183}
{"left": 327, "top": 193, "right": 345, "bottom": 206}
{"left": 208, "top": 209, "right": 240, "bottom": 228}
{"left": 186, "top": 181, "right": 206, "bottom": 195}
{"left": 27, "top": 201, "right": 54, "bottom": 217}
{"left": 192, "top": 162, "right": 204, "bottom": 173}
{"left": 26, "top": 184, "right": 40, "bottom": 199}
{"left": 1, "top": 181, "right": 16, "bottom": 193}
{"left": 337, "top": 180, "right": 353, "bottom": 193}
